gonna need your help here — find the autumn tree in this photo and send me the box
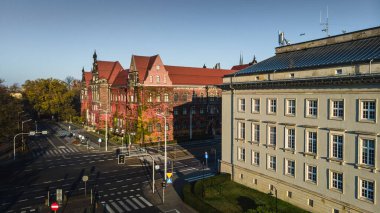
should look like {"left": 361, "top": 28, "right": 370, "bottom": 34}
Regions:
{"left": 23, "top": 78, "right": 79, "bottom": 121}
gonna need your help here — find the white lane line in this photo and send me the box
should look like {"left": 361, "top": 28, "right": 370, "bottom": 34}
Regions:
{"left": 35, "top": 195, "right": 44, "bottom": 199}
{"left": 116, "top": 180, "right": 122, "bottom": 183}
{"left": 72, "top": 147, "right": 79, "bottom": 152}
{"left": 53, "top": 150, "right": 60, "bottom": 155}
{"left": 109, "top": 188, "right": 116, "bottom": 191}
{"left": 137, "top": 196, "right": 153, "bottom": 207}
{"left": 18, "top": 199, "right": 28, "bottom": 202}
{"left": 110, "top": 201, "right": 123, "bottom": 212}
{"left": 46, "top": 150, "right": 54, "bottom": 156}
{"left": 117, "top": 200, "right": 131, "bottom": 212}
{"left": 105, "top": 202, "right": 115, "bottom": 213}
{"left": 185, "top": 173, "right": 215, "bottom": 182}
{"left": 124, "top": 198, "right": 138, "bottom": 210}
{"left": 131, "top": 197, "right": 145, "bottom": 208}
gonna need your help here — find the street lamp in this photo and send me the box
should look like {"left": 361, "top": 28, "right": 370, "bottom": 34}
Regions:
{"left": 14, "top": 130, "right": 48, "bottom": 160}
{"left": 22, "top": 119, "right": 32, "bottom": 151}
{"left": 156, "top": 113, "right": 167, "bottom": 181}
{"left": 269, "top": 185, "right": 278, "bottom": 213}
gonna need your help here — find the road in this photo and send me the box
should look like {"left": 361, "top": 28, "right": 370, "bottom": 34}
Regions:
{"left": 0, "top": 121, "right": 221, "bottom": 213}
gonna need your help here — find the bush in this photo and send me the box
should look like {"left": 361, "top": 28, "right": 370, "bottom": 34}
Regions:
{"left": 183, "top": 183, "right": 220, "bottom": 213}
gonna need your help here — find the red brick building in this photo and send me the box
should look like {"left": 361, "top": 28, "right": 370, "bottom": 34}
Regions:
{"left": 81, "top": 52, "right": 235, "bottom": 143}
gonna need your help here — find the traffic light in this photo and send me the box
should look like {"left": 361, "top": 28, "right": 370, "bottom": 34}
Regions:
{"left": 162, "top": 181, "right": 167, "bottom": 188}
{"left": 118, "top": 154, "right": 125, "bottom": 164}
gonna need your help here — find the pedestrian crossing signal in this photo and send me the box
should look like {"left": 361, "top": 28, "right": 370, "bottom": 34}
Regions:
{"left": 118, "top": 154, "right": 125, "bottom": 164}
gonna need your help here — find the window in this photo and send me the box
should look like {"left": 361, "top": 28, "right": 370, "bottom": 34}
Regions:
{"left": 360, "top": 100, "right": 376, "bottom": 121}
{"left": 182, "top": 93, "right": 188, "bottom": 101}
{"left": 238, "top": 98, "right": 245, "bottom": 112}
{"left": 308, "top": 199, "right": 314, "bottom": 207}
{"left": 307, "top": 99, "right": 318, "bottom": 117}
{"left": 252, "top": 151, "right": 260, "bottom": 165}
{"left": 335, "top": 69, "right": 343, "bottom": 75}
{"left": 200, "top": 108, "right": 204, "bottom": 114}
{"left": 333, "top": 209, "right": 340, "bottom": 213}
{"left": 191, "top": 106, "right": 196, "bottom": 115}
{"left": 331, "top": 100, "right": 344, "bottom": 119}
{"left": 147, "top": 123, "right": 153, "bottom": 133}
{"left": 286, "top": 99, "right": 296, "bottom": 115}
{"left": 307, "top": 131, "right": 317, "bottom": 154}
{"left": 156, "top": 75, "right": 160, "bottom": 83}
{"left": 268, "top": 126, "right": 276, "bottom": 146}
{"left": 174, "top": 93, "right": 179, "bottom": 102}
{"left": 238, "top": 122, "right": 245, "bottom": 139}
{"left": 268, "top": 98, "right": 277, "bottom": 114}
{"left": 285, "top": 159, "right": 295, "bottom": 177}
{"left": 360, "top": 138, "right": 375, "bottom": 166}
{"left": 148, "top": 93, "right": 153, "bottom": 102}
{"left": 149, "top": 75, "right": 153, "bottom": 83}
{"left": 156, "top": 95, "right": 161, "bottom": 102}
{"left": 251, "top": 98, "right": 260, "bottom": 113}
{"left": 287, "top": 191, "right": 292, "bottom": 198}
{"left": 163, "top": 76, "right": 167, "bottom": 84}
{"left": 330, "top": 171, "right": 343, "bottom": 192}
{"left": 251, "top": 123, "right": 260, "bottom": 143}
{"left": 156, "top": 65, "right": 160, "bottom": 70}
{"left": 238, "top": 147, "right": 245, "bottom": 161}
{"left": 306, "top": 165, "right": 317, "bottom": 183}
{"left": 268, "top": 155, "right": 276, "bottom": 171}
{"left": 331, "top": 134, "right": 343, "bottom": 160}
{"left": 164, "top": 93, "right": 169, "bottom": 102}
{"left": 165, "top": 123, "right": 169, "bottom": 131}
{"left": 360, "top": 179, "right": 374, "bottom": 202}
{"left": 130, "top": 95, "right": 134, "bottom": 102}
{"left": 156, "top": 123, "right": 161, "bottom": 132}
{"left": 183, "top": 107, "right": 187, "bottom": 115}
{"left": 174, "top": 109, "right": 178, "bottom": 115}
{"left": 255, "top": 76, "right": 259, "bottom": 80}
{"left": 290, "top": 73, "right": 295, "bottom": 78}
{"left": 285, "top": 128, "right": 295, "bottom": 150}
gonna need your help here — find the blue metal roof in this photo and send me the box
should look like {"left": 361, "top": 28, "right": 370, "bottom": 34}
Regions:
{"left": 235, "top": 36, "right": 380, "bottom": 76}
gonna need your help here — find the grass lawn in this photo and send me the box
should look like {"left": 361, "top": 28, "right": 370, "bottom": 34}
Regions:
{"left": 184, "top": 174, "right": 307, "bottom": 213}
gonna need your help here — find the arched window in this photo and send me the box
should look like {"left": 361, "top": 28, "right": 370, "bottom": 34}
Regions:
{"left": 156, "top": 94, "right": 161, "bottom": 102}
{"left": 156, "top": 123, "right": 161, "bottom": 132}
{"left": 147, "top": 123, "right": 153, "bottom": 133}
{"left": 182, "top": 93, "right": 188, "bottom": 101}
{"left": 148, "top": 93, "right": 153, "bottom": 102}
{"left": 164, "top": 76, "right": 167, "bottom": 84}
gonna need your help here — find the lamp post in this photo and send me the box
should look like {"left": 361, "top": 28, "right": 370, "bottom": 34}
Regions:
{"left": 22, "top": 119, "right": 32, "bottom": 151}
{"left": 17, "top": 111, "right": 24, "bottom": 130}
{"left": 269, "top": 186, "right": 278, "bottom": 213}
{"left": 156, "top": 113, "right": 167, "bottom": 180}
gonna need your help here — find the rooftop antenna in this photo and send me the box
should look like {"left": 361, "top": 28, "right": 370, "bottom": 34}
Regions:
{"left": 278, "top": 30, "right": 290, "bottom": 46}
{"left": 320, "top": 6, "right": 329, "bottom": 37}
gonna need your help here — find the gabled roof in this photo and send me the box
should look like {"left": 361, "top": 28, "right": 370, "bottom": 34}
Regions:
{"left": 232, "top": 35, "right": 380, "bottom": 77}
{"left": 112, "top": 69, "right": 129, "bottom": 87}
{"left": 231, "top": 64, "right": 250, "bottom": 70}
{"left": 97, "top": 60, "right": 124, "bottom": 84}
{"left": 165, "top": 65, "right": 235, "bottom": 85}
{"left": 84, "top": 72, "right": 92, "bottom": 87}
{"left": 132, "top": 55, "right": 159, "bottom": 83}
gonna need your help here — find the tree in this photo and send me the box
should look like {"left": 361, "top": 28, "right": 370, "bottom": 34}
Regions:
{"left": 0, "top": 79, "right": 22, "bottom": 144}
{"left": 23, "top": 78, "right": 79, "bottom": 121}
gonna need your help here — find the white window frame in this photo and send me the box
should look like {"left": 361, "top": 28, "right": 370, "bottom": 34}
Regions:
{"left": 149, "top": 75, "right": 153, "bottom": 83}
{"left": 251, "top": 150, "right": 260, "bottom": 166}
{"left": 268, "top": 98, "right": 277, "bottom": 114}
{"left": 238, "top": 122, "right": 245, "bottom": 140}
{"left": 238, "top": 98, "right": 246, "bottom": 112}
{"left": 285, "top": 159, "right": 295, "bottom": 177}
{"left": 148, "top": 93, "right": 153, "bottom": 102}
{"left": 238, "top": 147, "right": 245, "bottom": 161}
{"left": 163, "top": 76, "right": 167, "bottom": 84}
{"left": 156, "top": 94, "right": 161, "bottom": 102}
{"left": 267, "top": 155, "right": 276, "bottom": 171}
{"left": 305, "top": 164, "right": 317, "bottom": 184}
{"left": 359, "top": 99, "right": 376, "bottom": 122}
{"left": 306, "top": 99, "right": 318, "bottom": 118}
{"left": 358, "top": 178, "right": 375, "bottom": 202}
{"left": 251, "top": 123, "right": 260, "bottom": 143}
{"left": 268, "top": 125, "right": 276, "bottom": 146}
{"left": 285, "top": 127, "right": 295, "bottom": 150}
{"left": 306, "top": 130, "right": 317, "bottom": 154}
{"left": 251, "top": 98, "right": 260, "bottom": 113}
{"left": 156, "top": 75, "right": 160, "bottom": 83}
{"left": 359, "top": 137, "right": 376, "bottom": 167}
{"left": 164, "top": 93, "right": 169, "bottom": 102}
{"left": 286, "top": 99, "right": 296, "bottom": 116}
{"left": 330, "top": 133, "right": 344, "bottom": 160}
{"left": 330, "top": 99, "right": 344, "bottom": 120}
{"left": 329, "top": 170, "right": 343, "bottom": 192}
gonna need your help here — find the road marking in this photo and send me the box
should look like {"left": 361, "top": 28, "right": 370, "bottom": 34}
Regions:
{"left": 117, "top": 200, "right": 131, "bottom": 212}
{"left": 131, "top": 196, "right": 145, "bottom": 208}
{"left": 104, "top": 203, "right": 115, "bottom": 213}
{"left": 43, "top": 181, "right": 52, "bottom": 184}
{"left": 105, "top": 183, "right": 111, "bottom": 185}
{"left": 185, "top": 173, "right": 215, "bottom": 182}
{"left": 60, "top": 149, "right": 68, "bottom": 153}
{"left": 137, "top": 195, "right": 153, "bottom": 207}
{"left": 109, "top": 188, "right": 116, "bottom": 191}
{"left": 125, "top": 198, "right": 138, "bottom": 210}
{"left": 110, "top": 201, "right": 123, "bottom": 212}
{"left": 116, "top": 180, "right": 122, "bottom": 183}
{"left": 18, "top": 199, "right": 28, "bottom": 202}
{"left": 111, "top": 193, "right": 115, "bottom": 196}
{"left": 35, "top": 195, "right": 44, "bottom": 199}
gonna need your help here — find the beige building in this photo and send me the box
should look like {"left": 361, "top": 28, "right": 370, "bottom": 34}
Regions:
{"left": 221, "top": 27, "right": 380, "bottom": 213}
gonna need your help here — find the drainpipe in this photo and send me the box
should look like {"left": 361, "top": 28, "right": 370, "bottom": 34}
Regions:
{"left": 229, "top": 72, "right": 239, "bottom": 181}
{"left": 369, "top": 59, "right": 374, "bottom": 74}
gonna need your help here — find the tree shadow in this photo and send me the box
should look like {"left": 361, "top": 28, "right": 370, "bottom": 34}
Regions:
{"left": 237, "top": 196, "right": 258, "bottom": 212}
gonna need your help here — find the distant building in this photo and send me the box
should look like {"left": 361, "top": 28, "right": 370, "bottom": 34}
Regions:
{"left": 221, "top": 26, "right": 380, "bottom": 213}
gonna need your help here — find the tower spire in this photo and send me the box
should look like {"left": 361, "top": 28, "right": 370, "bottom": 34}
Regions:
{"left": 93, "top": 50, "right": 97, "bottom": 62}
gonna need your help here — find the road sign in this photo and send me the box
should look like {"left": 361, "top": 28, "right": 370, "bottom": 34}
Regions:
{"left": 82, "top": 175, "right": 88, "bottom": 182}
{"left": 205, "top": 152, "right": 208, "bottom": 159}
{"left": 51, "top": 202, "right": 59, "bottom": 211}
{"left": 56, "top": 189, "right": 62, "bottom": 203}
{"left": 167, "top": 178, "right": 172, "bottom": 184}
{"left": 166, "top": 172, "right": 172, "bottom": 179}
{"left": 118, "top": 154, "right": 125, "bottom": 164}
{"left": 155, "top": 165, "right": 160, "bottom": 170}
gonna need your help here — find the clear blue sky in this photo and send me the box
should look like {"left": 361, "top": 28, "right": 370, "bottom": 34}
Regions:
{"left": 1, "top": 0, "right": 379, "bottom": 86}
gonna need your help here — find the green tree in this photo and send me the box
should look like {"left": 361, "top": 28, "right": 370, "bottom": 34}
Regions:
{"left": 23, "top": 78, "right": 78, "bottom": 121}
{"left": 0, "top": 79, "right": 22, "bottom": 144}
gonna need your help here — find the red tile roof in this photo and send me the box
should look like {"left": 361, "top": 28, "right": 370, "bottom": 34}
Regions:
{"left": 112, "top": 69, "right": 129, "bottom": 87}
{"left": 97, "top": 60, "right": 124, "bottom": 84}
{"left": 231, "top": 64, "right": 250, "bottom": 70}
{"left": 165, "top": 65, "right": 235, "bottom": 85}
{"left": 133, "top": 55, "right": 158, "bottom": 83}
{"left": 84, "top": 72, "right": 92, "bottom": 87}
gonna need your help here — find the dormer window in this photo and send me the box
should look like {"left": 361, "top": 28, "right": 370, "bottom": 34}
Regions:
{"left": 336, "top": 69, "right": 343, "bottom": 75}
{"left": 156, "top": 65, "right": 160, "bottom": 70}
{"left": 156, "top": 75, "right": 160, "bottom": 83}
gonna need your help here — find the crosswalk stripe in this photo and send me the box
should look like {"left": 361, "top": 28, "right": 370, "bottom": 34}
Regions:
{"left": 124, "top": 198, "right": 138, "bottom": 210}
{"left": 117, "top": 200, "right": 131, "bottom": 212}
{"left": 104, "top": 203, "right": 115, "bottom": 213}
{"left": 67, "top": 147, "right": 75, "bottom": 152}
{"left": 72, "top": 147, "right": 79, "bottom": 152}
{"left": 110, "top": 201, "right": 123, "bottom": 212}
{"left": 47, "top": 150, "right": 54, "bottom": 156}
{"left": 53, "top": 150, "right": 60, "bottom": 155}
{"left": 131, "top": 197, "right": 145, "bottom": 208}
{"left": 138, "top": 196, "right": 153, "bottom": 207}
